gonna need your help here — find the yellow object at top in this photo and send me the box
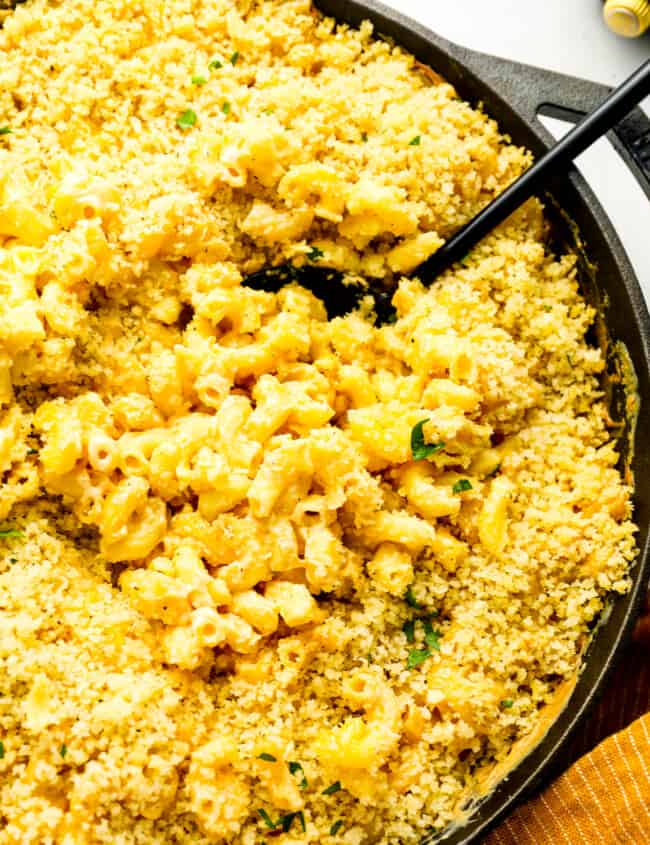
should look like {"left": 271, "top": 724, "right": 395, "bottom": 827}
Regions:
{"left": 603, "top": 0, "right": 650, "bottom": 37}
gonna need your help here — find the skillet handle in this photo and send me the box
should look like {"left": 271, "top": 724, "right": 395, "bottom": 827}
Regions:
{"left": 448, "top": 49, "right": 650, "bottom": 199}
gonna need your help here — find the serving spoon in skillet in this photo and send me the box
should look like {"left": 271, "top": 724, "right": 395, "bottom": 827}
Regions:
{"left": 245, "top": 58, "right": 650, "bottom": 324}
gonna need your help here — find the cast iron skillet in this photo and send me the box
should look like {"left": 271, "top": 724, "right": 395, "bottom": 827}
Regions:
{"left": 2, "top": 1, "right": 649, "bottom": 842}
{"left": 313, "top": 1, "right": 650, "bottom": 843}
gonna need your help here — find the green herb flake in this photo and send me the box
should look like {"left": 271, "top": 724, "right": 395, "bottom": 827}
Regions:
{"left": 297, "top": 811, "right": 306, "bottom": 833}
{"left": 176, "top": 109, "right": 197, "bottom": 130}
{"left": 322, "top": 781, "right": 342, "bottom": 796}
{"left": 230, "top": 51, "right": 240, "bottom": 65}
{"left": 367, "top": 652, "right": 374, "bottom": 664}
{"left": 280, "top": 812, "right": 298, "bottom": 833}
{"left": 405, "top": 585, "right": 422, "bottom": 610}
{"left": 0, "top": 741, "right": 4, "bottom": 759}
{"left": 385, "top": 311, "right": 398, "bottom": 324}
{"left": 361, "top": 131, "right": 368, "bottom": 142}
{"left": 452, "top": 479, "right": 473, "bottom": 494}
{"left": 191, "top": 75, "right": 207, "bottom": 86}
{"left": 408, "top": 135, "right": 421, "bottom": 146}
{"left": 0, "top": 127, "right": 11, "bottom": 136}
{"left": 60, "top": 744, "right": 68, "bottom": 759}
{"left": 0, "top": 528, "right": 23, "bottom": 539}
{"left": 307, "top": 246, "right": 324, "bottom": 261}
{"left": 402, "top": 619, "right": 416, "bottom": 644}
{"left": 222, "top": 101, "right": 231, "bottom": 115}
{"left": 423, "top": 619, "right": 442, "bottom": 652}
{"left": 330, "top": 820, "right": 344, "bottom": 836}
{"left": 257, "top": 752, "right": 277, "bottom": 762}
{"left": 407, "top": 648, "right": 431, "bottom": 670}
{"left": 460, "top": 253, "right": 472, "bottom": 267}
{"left": 26, "top": 448, "right": 38, "bottom": 455}
{"left": 288, "top": 761, "right": 308, "bottom": 788}
{"left": 501, "top": 699, "right": 514, "bottom": 709}
{"left": 410, "top": 419, "right": 445, "bottom": 461}
{"left": 543, "top": 304, "right": 552, "bottom": 312}
{"left": 208, "top": 59, "right": 223, "bottom": 70}
{"left": 257, "top": 808, "right": 277, "bottom": 830}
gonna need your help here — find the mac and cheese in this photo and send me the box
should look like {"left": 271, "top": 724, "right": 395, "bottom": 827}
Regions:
{"left": 0, "top": 1, "right": 636, "bottom": 843}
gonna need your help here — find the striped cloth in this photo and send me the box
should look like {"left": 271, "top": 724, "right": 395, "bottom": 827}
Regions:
{"left": 487, "top": 600, "right": 650, "bottom": 844}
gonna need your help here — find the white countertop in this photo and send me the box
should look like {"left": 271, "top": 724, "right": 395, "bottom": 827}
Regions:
{"left": 382, "top": 0, "right": 650, "bottom": 302}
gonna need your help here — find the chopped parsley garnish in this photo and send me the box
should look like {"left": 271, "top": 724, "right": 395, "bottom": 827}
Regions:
{"left": 257, "top": 808, "right": 277, "bottom": 830}
{"left": 222, "top": 101, "right": 231, "bottom": 114}
{"left": 280, "top": 814, "right": 295, "bottom": 833}
{"left": 230, "top": 51, "right": 240, "bottom": 65}
{"left": 271, "top": 811, "right": 306, "bottom": 833}
{"left": 60, "top": 744, "right": 67, "bottom": 758}
{"left": 176, "top": 109, "right": 197, "bottom": 130}
{"left": 209, "top": 59, "right": 223, "bottom": 70}
{"left": 288, "top": 761, "right": 308, "bottom": 788}
{"left": 543, "top": 304, "right": 552, "bottom": 312}
{"left": 258, "top": 809, "right": 306, "bottom": 834}
{"left": 307, "top": 246, "right": 324, "bottom": 261}
{"left": 410, "top": 419, "right": 445, "bottom": 461}
{"left": 322, "top": 781, "right": 342, "bottom": 796}
{"left": 405, "top": 585, "right": 422, "bottom": 609}
{"left": 501, "top": 699, "right": 514, "bottom": 709}
{"left": 0, "top": 528, "right": 23, "bottom": 539}
{"left": 407, "top": 648, "right": 431, "bottom": 669}
{"left": 361, "top": 131, "right": 368, "bottom": 142}
{"left": 0, "top": 741, "right": 4, "bottom": 759}
{"left": 405, "top": 618, "right": 443, "bottom": 669}
{"left": 409, "top": 135, "right": 421, "bottom": 146}
{"left": 0, "top": 127, "right": 11, "bottom": 136}
{"left": 257, "top": 752, "right": 277, "bottom": 762}
{"left": 423, "top": 619, "right": 442, "bottom": 651}
{"left": 452, "top": 479, "right": 473, "bottom": 494}
{"left": 330, "top": 820, "right": 344, "bottom": 836}
{"left": 402, "top": 619, "right": 416, "bottom": 644}
{"left": 279, "top": 813, "right": 294, "bottom": 833}
{"left": 385, "top": 311, "right": 398, "bottom": 324}
{"left": 191, "top": 75, "right": 207, "bottom": 86}
{"left": 403, "top": 618, "right": 442, "bottom": 665}
{"left": 26, "top": 448, "right": 38, "bottom": 455}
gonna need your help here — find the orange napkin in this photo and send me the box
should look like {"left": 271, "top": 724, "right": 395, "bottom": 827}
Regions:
{"left": 487, "top": 601, "right": 650, "bottom": 844}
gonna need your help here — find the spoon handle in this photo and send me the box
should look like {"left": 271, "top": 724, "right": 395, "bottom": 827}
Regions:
{"left": 417, "top": 58, "right": 650, "bottom": 283}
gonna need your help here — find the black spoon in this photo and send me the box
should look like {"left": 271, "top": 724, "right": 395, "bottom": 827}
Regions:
{"left": 245, "top": 58, "right": 650, "bottom": 323}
